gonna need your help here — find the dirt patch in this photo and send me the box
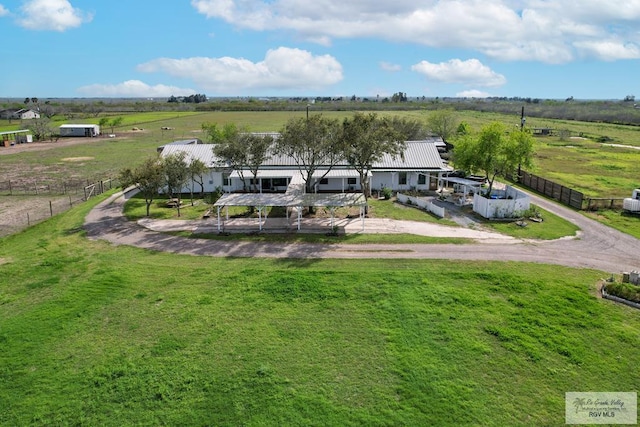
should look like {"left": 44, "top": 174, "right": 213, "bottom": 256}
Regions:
{"left": 0, "top": 137, "right": 104, "bottom": 156}
{"left": 62, "top": 156, "right": 95, "bottom": 162}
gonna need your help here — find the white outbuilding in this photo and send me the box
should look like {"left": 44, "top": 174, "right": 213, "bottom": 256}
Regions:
{"left": 59, "top": 124, "right": 101, "bottom": 137}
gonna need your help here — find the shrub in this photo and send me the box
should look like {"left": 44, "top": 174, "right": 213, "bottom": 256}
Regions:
{"left": 382, "top": 187, "right": 392, "bottom": 200}
{"left": 605, "top": 282, "right": 640, "bottom": 304}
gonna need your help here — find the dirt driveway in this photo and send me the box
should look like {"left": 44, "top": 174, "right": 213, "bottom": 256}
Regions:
{"left": 84, "top": 190, "right": 640, "bottom": 274}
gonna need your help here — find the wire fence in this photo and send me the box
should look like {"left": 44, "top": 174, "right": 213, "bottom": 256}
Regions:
{"left": 0, "top": 178, "right": 118, "bottom": 237}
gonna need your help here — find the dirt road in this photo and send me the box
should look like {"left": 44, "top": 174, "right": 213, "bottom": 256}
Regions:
{"left": 84, "top": 190, "right": 640, "bottom": 273}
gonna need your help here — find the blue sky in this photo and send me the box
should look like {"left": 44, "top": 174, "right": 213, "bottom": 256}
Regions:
{"left": 0, "top": 0, "right": 638, "bottom": 99}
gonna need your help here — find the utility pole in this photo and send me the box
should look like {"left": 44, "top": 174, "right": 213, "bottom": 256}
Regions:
{"left": 518, "top": 106, "right": 525, "bottom": 180}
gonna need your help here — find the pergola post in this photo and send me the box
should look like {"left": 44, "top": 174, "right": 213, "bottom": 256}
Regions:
{"left": 257, "top": 206, "right": 264, "bottom": 231}
{"left": 216, "top": 205, "right": 223, "bottom": 232}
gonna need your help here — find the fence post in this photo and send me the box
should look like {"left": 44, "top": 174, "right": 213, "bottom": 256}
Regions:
{"left": 69, "top": 195, "right": 73, "bottom": 207}
{"left": 35, "top": 179, "right": 38, "bottom": 195}
{"left": 27, "top": 212, "right": 30, "bottom": 226}
{"left": 50, "top": 201, "right": 53, "bottom": 217}
{"left": 8, "top": 180, "right": 12, "bottom": 195}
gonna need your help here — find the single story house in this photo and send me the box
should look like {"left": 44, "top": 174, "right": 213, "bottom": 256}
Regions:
{"left": 59, "top": 124, "right": 101, "bottom": 137}
{"left": 159, "top": 136, "right": 452, "bottom": 195}
{"left": 0, "top": 109, "right": 40, "bottom": 120}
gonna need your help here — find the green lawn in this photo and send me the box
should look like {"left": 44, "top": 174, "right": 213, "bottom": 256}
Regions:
{"left": 1, "top": 196, "right": 639, "bottom": 426}
{"left": 483, "top": 204, "right": 581, "bottom": 240}
{"left": 583, "top": 209, "right": 640, "bottom": 240}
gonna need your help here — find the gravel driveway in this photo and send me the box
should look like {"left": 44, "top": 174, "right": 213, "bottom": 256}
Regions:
{"left": 84, "top": 189, "right": 640, "bottom": 274}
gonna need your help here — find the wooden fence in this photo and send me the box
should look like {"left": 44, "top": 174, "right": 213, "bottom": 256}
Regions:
{"left": 0, "top": 177, "right": 118, "bottom": 237}
{"left": 516, "top": 171, "right": 585, "bottom": 210}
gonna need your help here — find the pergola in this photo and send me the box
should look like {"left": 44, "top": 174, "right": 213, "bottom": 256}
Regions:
{"left": 439, "top": 176, "right": 484, "bottom": 198}
{"left": 213, "top": 192, "right": 367, "bottom": 232}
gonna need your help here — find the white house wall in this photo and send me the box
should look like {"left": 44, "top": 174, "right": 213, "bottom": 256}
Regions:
{"left": 371, "top": 172, "right": 436, "bottom": 192}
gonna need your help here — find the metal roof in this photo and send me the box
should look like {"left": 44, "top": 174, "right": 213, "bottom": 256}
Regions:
{"left": 160, "top": 138, "right": 449, "bottom": 172}
{"left": 59, "top": 124, "right": 100, "bottom": 128}
{"left": 214, "top": 192, "right": 366, "bottom": 208}
{"left": 0, "top": 129, "right": 30, "bottom": 135}
{"left": 160, "top": 144, "right": 220, "bottom": 168}
{"left": 372, "top": 141, "right": 446, "bottom": 170}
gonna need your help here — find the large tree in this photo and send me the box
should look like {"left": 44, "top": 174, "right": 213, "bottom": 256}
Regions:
{"left": 26, "top": 117, "right": 54, "bottom": 141}
{"left": 341, "top": 113, "right": 405, "bottom": 208}
{"left": 244, "top": 133, "right": 273, "bottom": 193}
{"left": 118, "top": 157, "right": 164, "bottom": 217}
{"left": 388, "top": 116, "right": 428, "bottom": 140}
{"left": 276, "top": 115, "right": 344, "bottom": 211}
{"left": 453, "top": 122, "right": 535, "bottom": 196}
{"left": 213, "top": 130, "right": 273, "bottom": 193}
{"left": 427, "top": 109, "right": 459, "bottom": 142}
{"left": 162, "top": 152, "right": 190, "bottom": 216}
{"left": 201, "top": 122, "right": 238, "bottom": 144}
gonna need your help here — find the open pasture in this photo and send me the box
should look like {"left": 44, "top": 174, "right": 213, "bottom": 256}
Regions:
{"left": 0, "top": 199, "right": 639, "bottom": 426}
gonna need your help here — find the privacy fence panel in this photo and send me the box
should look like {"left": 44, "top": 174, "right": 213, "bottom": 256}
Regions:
{"left": 518, "top": 171, "right": 584, "bottom": 210}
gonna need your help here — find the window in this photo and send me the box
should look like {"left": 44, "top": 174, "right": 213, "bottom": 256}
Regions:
{"left": 399, "top": 172, "right": 407, "bottom": 185}
{"left": 348, "top": 177, "right": 357, "bottom": 185}
{"left": 273, "top": 178, "right": 288, "bottom": 187}
{"left": 418, "top": 174, "right": 426, "bottom": 185}
{"left": 319, "top": 178, "right": 328, "bottom": 185}
{"left": 223, "top": 174, "right": 230, "bottom": 186}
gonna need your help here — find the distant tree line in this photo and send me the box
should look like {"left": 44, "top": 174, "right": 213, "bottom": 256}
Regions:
{"left": 5, "top": 94, "right": 640, "bottom": 127}
{"left": 167, "top": 94, "right": 208, "bottom": 104}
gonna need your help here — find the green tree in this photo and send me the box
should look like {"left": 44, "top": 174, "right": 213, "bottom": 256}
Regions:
{"left": 201, "top": 122, "right": 238, "bottom": 144}
{"left": 456, "top": 121, "right": 471, "bottom": 136}
{"left": 108, "top": 117, "right": 124, "bottom": 134}
{"left": 276, "top": 115, "right": 344, "bottom": 212}
{"left": 26, "top": 117, "right": 53, "bottom": 141}
{"left": 98, "top": 117, "right": 110, "bottom": 134}
{"left": 427, "top": 109, "right": 459, "bottom": 142}
{"left": 341, "top": 113, "right": 405, "bottom": 210}
{"left": 213, "top": 130, "right": 273, "bottom": 193}
{"left": 118, "top": 157, "right": 164, "bottom": 217}
{"left": 388, "top": 116, "right": 428, "bottom": 140}
{"left": 187, "top": 158, "right": 209, "bottom": 204}
{"left": 162, "top": 152, "right": 190, "bottom": 217}
{"left": 453, "top": 122, "right": 534, "bottom": 196}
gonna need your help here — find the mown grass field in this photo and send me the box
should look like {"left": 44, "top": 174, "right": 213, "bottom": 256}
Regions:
{"left": 1, "top": 196, "right": 639, "bottom": 426}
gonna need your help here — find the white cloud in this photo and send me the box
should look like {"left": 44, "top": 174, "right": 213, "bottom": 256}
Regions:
{"left": 76, "top": 80, "right": 196, "bottom": 97}
{"left": 456, "top": 89, "right": 492, "bottom": 98}
{"left": 137, "top": 47, "right": 343, "bottom": 93}
{"left": 380, "top": 62, "right": 401, "bottom": 72}
{"left": 18, "top": 0, "right": 92, "bottom": 31}
{"left": 191, "top": 0, "right": 640, "bottom": 63}
{"left": 0, "top": 5, "right": 9, "bottom": 17}
{"left": 573, "top": 40, "right": 640, "bottom": 61}
{"left": 412, "top": 59, "right": 506, "bottom": 87}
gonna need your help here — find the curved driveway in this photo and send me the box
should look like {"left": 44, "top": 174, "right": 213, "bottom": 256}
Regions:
{"left": 84, "top": 190, "right": 640, "bottom": 273}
